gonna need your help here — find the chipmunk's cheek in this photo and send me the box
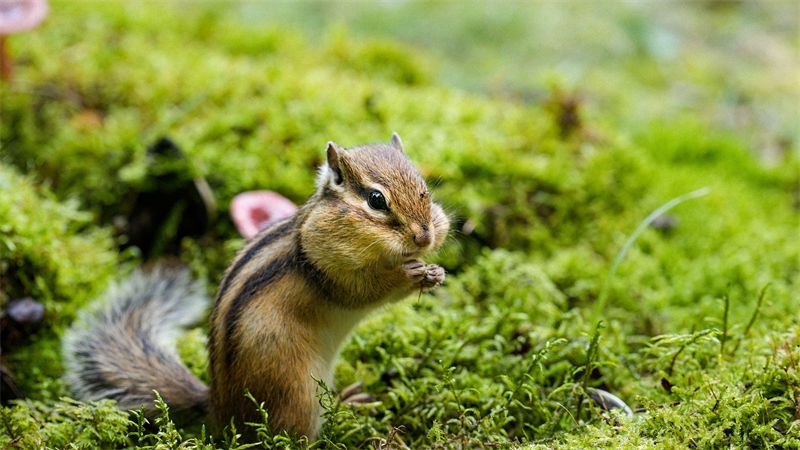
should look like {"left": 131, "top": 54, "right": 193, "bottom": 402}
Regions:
{"left": 430, "top": 203, "right": 450, "bottom": 249}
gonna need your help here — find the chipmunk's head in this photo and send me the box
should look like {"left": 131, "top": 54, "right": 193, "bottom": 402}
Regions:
{"left": 306, "top": 133, "right": 449, "bottom": 269}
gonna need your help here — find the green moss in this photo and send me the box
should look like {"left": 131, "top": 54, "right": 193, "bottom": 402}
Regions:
{"left": 0, "top": 163, "right": 122, "bottom": 398}
{"left": 0, "top": 399, "right": 131, "bottom": 448}
{"left": 532, "top": 327, "right": 800, "bottom": 449}
{"left": 0, "top": 1, "right": 797, "bottom": 448}
{"left": 0, "top": 164, "right": 120, "bottom": 315}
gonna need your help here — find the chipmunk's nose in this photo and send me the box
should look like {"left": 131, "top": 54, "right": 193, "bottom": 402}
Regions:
{"left": 413, "top": 224, "right": 432, "bottom": 248}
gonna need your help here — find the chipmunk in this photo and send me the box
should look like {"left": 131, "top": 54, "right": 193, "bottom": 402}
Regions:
{"left": 62, "top": 133, "right": 450, "bottom": 441}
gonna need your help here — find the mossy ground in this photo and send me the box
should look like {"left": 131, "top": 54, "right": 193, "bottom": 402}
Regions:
{"left": 1, "top": 1, "right": 798, "bottom": 448}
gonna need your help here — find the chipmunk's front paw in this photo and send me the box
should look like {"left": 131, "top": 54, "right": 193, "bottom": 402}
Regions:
{"left": 403, "top": 260, "right": 445, "bottom": 289}
{"left": 340, "top": 381, "right": 374, "bottom": 406}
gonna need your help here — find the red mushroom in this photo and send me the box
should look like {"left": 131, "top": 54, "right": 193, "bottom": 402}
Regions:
{"left": 230, "top": 191, "right": 298, "bottom": 239}
{"left": 0, "top": 0, "right": 48, "bottom": 81}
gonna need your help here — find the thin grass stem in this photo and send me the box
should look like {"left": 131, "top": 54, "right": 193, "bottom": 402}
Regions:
{"left": 594, "top": 187, "right": 711, "bottom": 320}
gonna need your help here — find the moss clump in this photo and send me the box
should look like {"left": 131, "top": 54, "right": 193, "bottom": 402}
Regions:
{"left": 1, "top": 1, "right": 798, "bottom": 448}
{"left": 0, "top": 399, "right": 130, "bottom": 448}
{"left": 0, "top": 163, "right": 122, "bottom": 400}
{"left": 0, "top": 164, "right": 120, "bottom": 318}
{"left": 531, "top": 327, "right": 800, "bottom": 449}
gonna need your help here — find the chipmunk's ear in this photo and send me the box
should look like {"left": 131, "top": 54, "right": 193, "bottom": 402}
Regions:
{"left": 390, "top": 132, "right": 404, "bottom": 153}
{"left": 324, "top": 141, "right": 346, "bottom": 186}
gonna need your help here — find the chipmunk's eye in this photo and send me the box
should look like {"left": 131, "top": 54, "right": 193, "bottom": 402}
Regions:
{"left": 367, "top": 190, "right": 389, "bottom": 212}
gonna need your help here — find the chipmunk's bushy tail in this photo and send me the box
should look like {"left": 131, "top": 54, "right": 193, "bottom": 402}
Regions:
{"left": 63, "top": 266, "right": 210, "bottom": 415}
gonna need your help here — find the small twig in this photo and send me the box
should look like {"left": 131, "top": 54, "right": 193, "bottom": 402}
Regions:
{"left": 576, "top": 321, "right": 604, "bottom": 421}
{"left": 709, "top": 385, "right": 720, "bottom": 412}
{"left": 667, "top": 329, "right": 716, "bottom": 376}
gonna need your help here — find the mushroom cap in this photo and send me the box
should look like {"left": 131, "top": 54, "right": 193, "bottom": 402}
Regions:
{"left": 230, "top": 191, "right": 298, "bottom": 239}
{"left": 0, "top": 0, "right": 48, "bottom": 34}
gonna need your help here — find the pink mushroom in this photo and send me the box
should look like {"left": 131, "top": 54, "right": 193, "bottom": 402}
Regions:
{"left": 0, "top": 0, "right": 48, "bottom": 81}
{"left": 230, "top": 191, "right": 298, "bottom": 239}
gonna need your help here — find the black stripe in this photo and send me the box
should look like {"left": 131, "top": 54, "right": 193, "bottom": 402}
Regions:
{"left": 223, "top": 251, "right": 295, "bottom": 368}
{"left": 294, "top": 243, "right": 331, "bottom": 297}
{"left": 215, "top": 217, "right": 294, "bottom": 304}
{"left": 74, "top": 350, "right": 110, "bottom": 394}
{"left": 321, "top": 185, "right": 339, "bottom": 201}
{"left": 210, "top": 217, "right": 294, "bottom": 366}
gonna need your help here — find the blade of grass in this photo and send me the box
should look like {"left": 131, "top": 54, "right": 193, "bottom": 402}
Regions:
{"left": 593, "top": 187, "right": 711, "bottom": 321}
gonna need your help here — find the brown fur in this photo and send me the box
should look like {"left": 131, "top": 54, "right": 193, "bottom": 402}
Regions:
{"left": 62, "top": 267, "right": 210, "bottom": 415}
{"left": 208, "top": 134, "right": 449, "bottom": 438}
{"left": 65, "top": 134, "right": 449, "bottom": 441}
